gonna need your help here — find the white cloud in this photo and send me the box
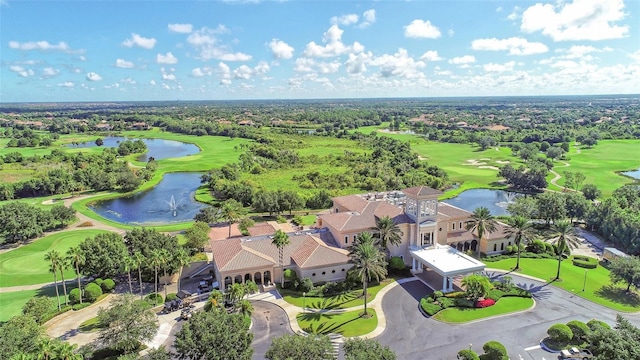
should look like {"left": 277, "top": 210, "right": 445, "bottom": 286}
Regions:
{"left": 449, "top": 55, "right": 476, "bottom": 65}
{"left": 420, "top": 50, "right": 443, "bottom": 61}
{"left": 218, "top": 62, "right": 232, "bottom": 85}
{"left": 161, "top": 67, "right": 177, "bottom": 81}
{"left": 9, "top": 65, "right": 34, "bottom": 77}
{"left": 496, "top": 6, "right": 503, "bottom": 12}
{"left": 168, "top": 23, "right": 193, "bottom": 34}
{"left": 115, "top": 58, "right": 135, "bottom": 68}
{"left": 483, "top": 61, "right": 516, "bottom": 72}
{"left": 57, "top": 82, "right": 74, "bottom": 87}
{"left": 331, "top": 14, "right": 359, "bottom": 26}
{"left": 471, "top": 37, "right": 548, "bottom": 55}
{"left": 157, "top": 52, "right": 178, "bottom": 64}
{"left": 121, "top": 33, "right": 157, "bottom": 49}
{"left": 521, "top": 0, "right": 629, "bottom": 41}
{"left": 345, "top": 52, "right": 373, "bottom": 74}
{"left": 507, "top": 6, "right": 520, "bottom": 21}
{"left": 560, "top": 45, "right": 612, "bottom": 59}
{"left": 294, "top": 58, "right": 340, "bottom": 74}
{"left": 404, "top": 19, "right": 441, "bottom": 39}
{"left": 268, "top": 39, "right": 294, "bottom": 59}
{"left": 192, "top": 67, "right": 212, "bottom": 77}
{"left": 370, "top": 48, "right": 426, "bottom": 79}
{"left": 8, "top": 40, "right": 74, "bottom": 52}
{"left": 630, "top": 50, "right": 640, "bottom": 62}
{"left": 187, "top": 26, "right": 251, "bottom": 61}
{"left": 86, "top": 72, "right": 102, "bottom": 81}
{"left": 149, "top": 80, "right": 156, "bottom": 86}
{"left": 233, "top": 61, "right": 271, "bottom": 79}
{"left": 303, "top": 25, "right": 364, "bottom": 58}
{"left": 42, "top": 67, "right": 60, "bottom": 77}
{"left": 359, "top": 9, "right": 376, "bottom": 28}
{"left": 120, "top": 77, "right": 136, "bottom": 85}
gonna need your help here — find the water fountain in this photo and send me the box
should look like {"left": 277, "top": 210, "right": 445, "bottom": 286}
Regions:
{"left": 496, "top": 191, "right": 518, "bottom": 208}
{"left": 165, "top": 195, "right": 182, "bottom": 217}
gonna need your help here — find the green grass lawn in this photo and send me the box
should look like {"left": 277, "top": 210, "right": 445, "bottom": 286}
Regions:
{"left": 297, "top": 309, "right": 377, "bottom": 337}
{"left": 487, "top": 258, "right": 640, "bottom": 312}
{"left": 0, "top": 285, "right": 73, "bottom": 322}
{"left": 279, "top": 278, "right": 395, "bottom": 310}
{"left": 433, "top": 297, "right": 534, "bottom": 323}
{"left": 78, "top": 316, "right": 103, "bottom": 332}
{"left": 0, "top": 229, "right": 109, "bottom": 287}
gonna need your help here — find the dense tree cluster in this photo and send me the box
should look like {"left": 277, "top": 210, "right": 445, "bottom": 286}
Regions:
{"left": 0, "top": 202, "right": 75, "bottom": 244}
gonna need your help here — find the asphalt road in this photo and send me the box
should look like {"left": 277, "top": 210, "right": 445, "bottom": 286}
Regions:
{"left": 376, "top": 273, "right": 640, "bottom": 360}
{"left": 251, "top": 300, "right": 295, "bottom": 359}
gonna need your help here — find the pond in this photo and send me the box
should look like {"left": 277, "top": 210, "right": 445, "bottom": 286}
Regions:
{"left": 622, "top": 168, "right": 640, "bottom": 180}
{"left": 70, "top": 137, "right": 200, "bottom": 161}
{"left": 90, "top": 173, "right": 207, "bottom": 225}
{"left": 443, "top": 189, "right": 522, "bottom": 216}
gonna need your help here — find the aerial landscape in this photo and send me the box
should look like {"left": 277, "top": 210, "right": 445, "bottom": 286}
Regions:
{"left": 1, "top": 0, "right": 639, "bottom": 359}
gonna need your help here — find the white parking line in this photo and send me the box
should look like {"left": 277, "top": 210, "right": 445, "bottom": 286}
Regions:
{"left": 524, "top": 345, "right": 541, "bottom": 351}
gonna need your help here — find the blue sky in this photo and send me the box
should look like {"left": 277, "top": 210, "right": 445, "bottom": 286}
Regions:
{"left": 1, "top": 0, "right": 639, "bottom": 102}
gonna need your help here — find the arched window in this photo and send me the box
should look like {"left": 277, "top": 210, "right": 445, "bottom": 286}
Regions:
{"left": 322, "top": 271, "right": 326, "bottom": 275}
{"left": 500, "top": 243, "right": 504, "bottom": 251}
{"left": 312, "top": 273, "right": 316, "bottom": 277}
{"left": 452, "top": 222, "right": 456, "bottom": 230}
{"left": 493, "top": 244, "right": 497, "bottom": 251}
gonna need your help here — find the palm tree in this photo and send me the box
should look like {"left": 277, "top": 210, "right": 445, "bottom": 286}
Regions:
{"left": 228, "top": 283, "right": 245, "bottom": 311}
{"left": 55, "top": 341, "right": 82, "bottom": 360}
{"left": 159, "top": 249, "right": 171, "bottom": 300}
{"left": 37, "top": 338, "right": 57, "bottom": 360}
{"left": 465, "top": 207, "right": 498, "bottom": 257}
{"left": 239, "top": 299, "right": 253, "bottom": 316}
{"left": 44, "top": 250, "right": 62, "bottom": 311}
{"left": 122, "top": 255, "right": 135, "bottom": 294}
{"left": 132, "top": 251, "right": 145, "bottom": 300}
{"left": 204, "top": 290, "right": 224, "bottom": 311}
{"left": 220, "top": 199, "right": 246, "bottom": 238}
{"left": 65, "top": 246, "right": 85, "bottom": 304}
{"left": 349, "top": 232, "right": 387, "bottom": 317}
{"left": 59, "top": 257, "right": 69, "bottom": 306}
{"left": 244, "top": 280, "right": 258, "bottom": 299}
{"left": 504, "top": 216, "right": 536, "bottom": 270}
{"left": 374, "top": 215, "right": 403, "bottom": 257}
{"left": 549, "top": 220, "right": 581, "bottom": 280}
{"left": 149, "top": 249, "right": 163, "bottom": 305}
{"left": 174, "top": 247, "right": 191, "bottom": 292}
{"left": 271, "top": 229, "right": 291, "bottom": 287}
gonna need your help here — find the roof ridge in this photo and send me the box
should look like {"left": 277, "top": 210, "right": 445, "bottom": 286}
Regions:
{"left": 243, "top": 245, "right": 276, "bottom": 263}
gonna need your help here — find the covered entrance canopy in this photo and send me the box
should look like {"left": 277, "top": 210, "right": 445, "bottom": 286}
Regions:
{"left": 410, "top": 244, "right": 485, "bottom": 292}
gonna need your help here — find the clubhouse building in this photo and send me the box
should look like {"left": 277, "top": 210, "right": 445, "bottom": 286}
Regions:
{"left": 210, "top": 186, "right": 509, "bottom": 292}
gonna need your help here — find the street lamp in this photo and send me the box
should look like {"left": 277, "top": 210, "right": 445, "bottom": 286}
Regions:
{"left": 303, "top": 292, "right": 306, "bottom": 313}
{"left": 582, "top": 269, "right": 588, "bottom": 292}
{"left": 468, "top": 343, "right": 472, "bottom": 351}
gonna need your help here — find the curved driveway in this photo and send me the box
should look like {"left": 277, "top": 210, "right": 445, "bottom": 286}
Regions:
{"left": 376, "top": 272, "right": 640, "bottom": 360}
{"left": 251, "top": 300, "right": 294, "bottom": 359}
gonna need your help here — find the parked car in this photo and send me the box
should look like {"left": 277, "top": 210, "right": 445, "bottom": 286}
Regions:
{"left": 180, "top": 308, "right": 192, "bottom": 320}
{"left": 559, "top": 348, "right": 593, "bottom": 359}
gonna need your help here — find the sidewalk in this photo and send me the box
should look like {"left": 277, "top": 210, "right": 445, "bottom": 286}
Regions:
{"left": 45, "top": 294, "right": 114, "bottom": 346}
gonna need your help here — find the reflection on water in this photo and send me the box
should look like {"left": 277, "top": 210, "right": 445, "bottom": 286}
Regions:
{"left": 443, "top": 189, "right": 522, "bottom": 216}
{"left": 90, "top": 173, "right": 206, "bottom": 225}
{"left": 70, "top": 137, "right": 200, "bottom": 161}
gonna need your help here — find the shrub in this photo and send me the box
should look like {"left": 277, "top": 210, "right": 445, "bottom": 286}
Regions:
{"left": 504, "top": 245, "right": 515, "bottom": 255}
{"left": 69, "top": 288, "right": 82, "bottom": 304}
{"left": 444, "top": 291, "right": 467, "bottom": 298}
{"left": 475, "top": 299, "right": 496, "bottom": 308}
{"left": 72, "top": 303, "right": 91, "bottom": 311}
{"left": 457, "top": 349, "right": 480, "bottom": 360}
{"left": 431, "top": 291, "right": 444, "bottom": 300}
{"left": 438, "top": 297, "right": 455, "bottom": 309}
{"left": 191, "top": 252, "right": 208, "bottom": 261}
{"left": 547, "top": 323, "right": 573, "bottom": 343}
{"left": 165, "top": 293, "right": 178, "bottom": 302}
{"left": 275, "top": 215, "right": 286, "bottom": 224}
{"left": 101, "top": 278, "right": 116, "bottom": 292}
{"left": 145, "top": 293, "right": 163, "bottom": 305}
{"left": 587, "top": 319, "right": 611, "bottom": 331}
{"left": 526, "top": 239, "right": 546, "bottom": 254}
{"left": 572, "top": 255, "right": 598, "bottom": 269}
{"left": 486, "top": 289, "right": 504, "bottom": 301}
{"left": 84, "top": 283, "right": 103, "bottom": 303}
{"left": 283, "top": 269, "right": 298, "bottom": 282}
{"left": 388, "top": 256, "right": 405, "bottom": 271}
{"left": 566, "top": 320, "right": 590, "bottom": 341}
{"left": 297, "top": 277, "right": 313, "bottom": 293}
{"left": 93, "top": 278, "right": 104, "bottom": 287}
{"left": 322, "top": 281, "right": 346, "bottom": 296}
{"left": 455, "top": 298, "right": 475, "bottom": 308}
{"left": 420, "top": 298, "right": 442, "bottom": 316}
{"left": 481, "top": 341, "right": 508, "bottom": 360}
{"left": 292, "top": 215, "right": 304, "bottom": 226}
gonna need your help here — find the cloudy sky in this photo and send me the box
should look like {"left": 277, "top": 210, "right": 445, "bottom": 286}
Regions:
{"left": 1, "top": 0, "right": 639, "bottom": 102}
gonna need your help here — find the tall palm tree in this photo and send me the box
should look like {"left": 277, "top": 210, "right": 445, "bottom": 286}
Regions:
{"left": 65, "top": 246, "right": 85, "bottom": 304}
{"left": 122, "top": 255, "right": 135, "bottom": 294}
{"left": 37, "top": 338, "right": 57, "bottom": 360}
{"left": 374, "top": 215, "right": 403, "bottom": 257}
{"left": 244, "top": 280, "right": 258, "bottom": 299}
{"left": 159, "top": 249, "right": 171, "bottom": 300}
{"left": 228, "top": 283, "right": 245, "bottom": 311}
{"left": 549, "top": 220, "right": 581, "bottom": 280}
{"left": 239, "top": 299, "right": 254, "bottom": 316}
{"left": 132, "top": 251, "right": 145, "bottom": 300}
{"left": 149, "top": 249, "right": 163, "bottom": 305}
{"left": 174, "top": 247, "right": 191, "bottom": 293}
{"left": 349, "top": 232, "right": 387, "bottom": 317}
{"left": 220, "top": 199, "right": 246, "bottom": 238}
{"left": 59, "top": 257, "right": 69, "bottom": 306}
{"left": 504, "top": 215, "right": 536, "bottom": 270}
{"left": 465, "top": 207, "right": 498, "bottom": 257}
{"left": 204, "top": 290, "right": 224, "bottom": 312}
{"left": 271, "top": 229, "right": 291, "bottom": 287}
{"left": 44, "top": 250, "right": 62, "bottom": 311}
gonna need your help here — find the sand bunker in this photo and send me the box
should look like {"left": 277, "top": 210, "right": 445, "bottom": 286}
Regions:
{"left": 495, "top": 160, "right": 510, "bottom": 164}
{"left": 479, "top": 165, "right": 499, "bottom": 170}
{"left": 463, "top": 159, "right": 487, "bottom": 166}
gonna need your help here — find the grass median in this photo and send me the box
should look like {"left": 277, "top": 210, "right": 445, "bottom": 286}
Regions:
{"left": 433, "top": 297, "right": 534, "bottom": 323}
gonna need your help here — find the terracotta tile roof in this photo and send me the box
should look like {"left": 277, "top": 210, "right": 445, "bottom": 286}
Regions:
{"left": 485, "top": 222, "right": 507, "bottom": 240}
{"left": 248, "top": 222, "right": 278, "bottom": 236}
{"left": 333, "top": 194, "right": 369, "bottom": 213}
{"left": 210, "top": 238, "right": 243, "bottom": 270}
{"left": 320, "top": 200, "right": 405, "bottom": 232}
{"left": 446, "top": 231, "right": 475, "bottom": 242}
{"left": 403, "top": 186, "right": 443, "bottom": 197}
{"left": 291, "top": 236, "right": 350, "bottom": 268}
{"left": 437, "top": 203, "right": 472, "bottom": 220}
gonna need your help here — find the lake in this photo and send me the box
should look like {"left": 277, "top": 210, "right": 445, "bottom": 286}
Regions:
{"left": 622, "top": 168, "right": 640, "bottom": 180}
{"left": 70, "top": 137, "right": 200, "bottom": 161}
{"left": 90, "top": 172, "right": 206, "bottom": 225}
{"left": 443, "top": 189, "right": 521, "bottom": 216}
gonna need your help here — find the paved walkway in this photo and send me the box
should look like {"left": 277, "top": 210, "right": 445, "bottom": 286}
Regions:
{"left": 45, "top": 294, "right": 115, "bottom": 346}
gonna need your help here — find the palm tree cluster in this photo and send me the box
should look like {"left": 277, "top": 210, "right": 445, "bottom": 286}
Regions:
{"left": 205, "top": 281, "right": 258, "bottom": 316}
{"left": 349, "top": 231, "right": 388, "bottom": 317}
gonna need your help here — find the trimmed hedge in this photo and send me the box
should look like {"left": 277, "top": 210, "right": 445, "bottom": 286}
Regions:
{"left": 547, "top": 323, "right": 573, "bottom": 343}
{"left": 84, "top": 283, "right": 103, "bottom": 303}
{"left": 587, "top": 319, "right": 611, "bottom": 331}
{"left": 486, "top": 289, "right": 504, "bottom": 301}
{"left": 145, "top": 293, "right": 163, "bottom": 305}
{"left": 438, "top": 297, "right": 455, "bottom": 309}
{"left": 101, "top": 278, "right": 116, "bottom": 292}
{"left": 457, "top": 349, "right": 480, "bottom": 360}
{"left": 165, "top": 293, "right": 178, "bottom": 302}
{"left": 69, "top": 288, "right": 82, "bottom": 304}
{"left": 72, "top": 303, "right": 92, "bottom": 311}
{"left": 572, "top": 255, "right": 598, "bottom": 269}
{"left": 483, "top": 252, "right": 555, "bottom": 262}
{"left": 420, "top": 298, "right": 442, "bottom": 316}
{"left": 566, "top": 320, "right": 590, "bottom": 341}
{"left": 481, "top": 341, "right": 508, "bottom": 360}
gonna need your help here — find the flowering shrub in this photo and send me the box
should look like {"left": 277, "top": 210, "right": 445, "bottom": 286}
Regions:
{"left": 475, "top": 299, "right": 496, "bottom": 308}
